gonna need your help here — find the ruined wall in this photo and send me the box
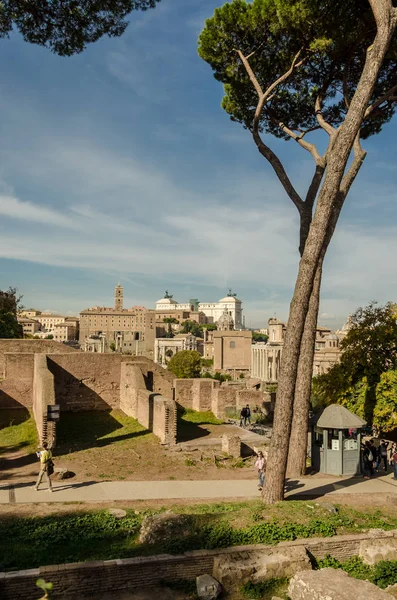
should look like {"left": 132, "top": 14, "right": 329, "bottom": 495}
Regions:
{"left": 192, "top": 379, "right": 219, "bottom": 412}
{"left": 130, "top": 357, "right": 174, "bottom": 397}
{"left": 0, "top": 339, "right": 76, "bottom": 377}
{"left": 153, "top": 396, "right": 177, "bottom": 445}
{"left": 136, "top": 389, "right": 153, "bottom": 430}
{"left": 32, "top": 354, "right": 56, "bottom": 446}
{"left": 211, "top": 387, "right": 237, "bottom": 419}
{"left": 0, "top": 353, "right": 35, "bottom": 408}
{"left": 47, "top": 353, "right": 130, "bottom": 411}
{"left": 3, "top": 531, "right": 397, "bottom": 600}
{"left": 174, "top": 379, "right": 194, "bottom": 409}
{"left": 120, "top": 363, "right": 146, "bottom": 418}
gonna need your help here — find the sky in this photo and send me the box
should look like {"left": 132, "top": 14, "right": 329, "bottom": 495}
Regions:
{"left": 0, "top": 0, "right": 396, "bottom": 329}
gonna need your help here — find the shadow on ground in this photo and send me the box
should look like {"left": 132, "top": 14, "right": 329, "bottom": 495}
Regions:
{"left": 176, "top": 413, "right": 212, "bottom": 443}
{"left": 56, "top": 411, "right": 150, "bottom": 453}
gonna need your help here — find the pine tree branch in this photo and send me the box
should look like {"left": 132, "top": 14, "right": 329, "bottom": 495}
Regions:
{"left": 364, "top": 83, "right": 397, "bottom": 117}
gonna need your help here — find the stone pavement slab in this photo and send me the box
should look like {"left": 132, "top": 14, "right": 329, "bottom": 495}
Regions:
{"left": 1, "top": 473, "right": 396, "bottom": 504}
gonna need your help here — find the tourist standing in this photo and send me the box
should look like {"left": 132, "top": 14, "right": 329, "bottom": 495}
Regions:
{"left": 362, "top": 442, "right": 373, "bottom": 479}
{"left": 393, "top": 446, "right": 397, "bottom": 481}
{"left": 239, "top": 406, "right": 247, "bottom": 427}
{"left": 255, "top": 451, "right": 266, "bottom": 490}
{"left": 379, "top": 441, "right": 389, "bottom": 472}
{"left": 34, "top": 442, "right": 53, "bottom": 492}
{"left": 245, "top": 405, "right": 251, "bottom": 426}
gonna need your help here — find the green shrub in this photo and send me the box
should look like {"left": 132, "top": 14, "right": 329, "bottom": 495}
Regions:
{"left": 241, "top": 578, "right": 288, "bottom": 599}
{"left": 373, "top": 560, "right": 397, "bottom": 588}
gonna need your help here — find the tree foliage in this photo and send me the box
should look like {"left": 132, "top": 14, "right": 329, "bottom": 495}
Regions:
{"left": 374, "top": 370, "right": 397, "bottom": 432}
{"left": 252, "top": 331, "right": 269, "bottom": 342}
{"left": 167, "top": 350, "right": 202, "bottom": 379}
{"left": 198, "top": 0, "right": 397, "bottom": 141}
{"left": 0, "top": 0, "right": 160, "bottom": 56}
{"left": 181, "top": 320, "right": 202, "bottom": 337}
{"left": 0, "top": 287, "right": 23, "bottom": 339}
{"left": 312, "top": 302, "right": 397, "bottom": 422}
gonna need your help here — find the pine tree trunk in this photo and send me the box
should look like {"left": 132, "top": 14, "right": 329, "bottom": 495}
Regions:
{"left": 262, "top": 17, "right": 395, "bottom": 504}
{"left": 286, "top": 259, "right": 322, "bottom": 478}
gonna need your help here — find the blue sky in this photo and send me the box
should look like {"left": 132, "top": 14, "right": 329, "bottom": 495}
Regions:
{"left": 0, "top": 0, "right": 396, "bottom": 329}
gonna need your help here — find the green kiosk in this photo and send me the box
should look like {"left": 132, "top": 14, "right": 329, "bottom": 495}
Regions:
{"left": 312, "top": 404, "right": 366, "bottom": 476}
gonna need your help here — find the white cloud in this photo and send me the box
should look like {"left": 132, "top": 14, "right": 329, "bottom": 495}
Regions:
{"left": 0, "top": 195, "right": 75, "bottom": 228}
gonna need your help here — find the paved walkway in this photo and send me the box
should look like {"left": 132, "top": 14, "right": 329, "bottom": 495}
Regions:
{"left": 1, "top": 472, "right": 397, "bottom": 504}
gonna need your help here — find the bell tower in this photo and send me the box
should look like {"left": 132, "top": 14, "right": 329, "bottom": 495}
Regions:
{"left": 114, "top": 283, "right": 124, "bottom": 311}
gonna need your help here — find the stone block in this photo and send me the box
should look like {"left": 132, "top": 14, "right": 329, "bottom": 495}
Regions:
{"left": 359, "top": 537, "right": 397, "bottom": 564}
{"left": 213, "top": 547, "right": 311, "bottom": 588}
{"left": 196, "top": 574, "right": 222, "bottom": 600}
{"left": 288, "top": 568, "right": 392, "bottom": 599}
{"left": 222, "top": 434, "right": 241, "bottom": 458}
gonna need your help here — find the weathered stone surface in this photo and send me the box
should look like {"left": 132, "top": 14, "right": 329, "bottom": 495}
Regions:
{"left": 108, "top": 508, "right": 127, "bottom": 519}
{"left": 54, "top": 468, "right": 75, "bottom": 480}
{"left": 386, "top": 583, "right": 397, "bottom": 598}
{"left": 360, "top": 537, "right": 397, "bottom": 564}
{"left": 139, "top": 512, "right": 192, "bottom": 545}
{"left": 196, "top": 574, "right": 222, "bottom": 600}
{"left": 222, "top": 434, "right": 241, "bottom": 458}
{"left": 213, "top": 546, "right": 311, "bottom": 588}
{"left": 288, "top": 568, "right": 392, "bottom": 599}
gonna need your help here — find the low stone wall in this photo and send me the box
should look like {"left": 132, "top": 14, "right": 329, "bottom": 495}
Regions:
{"left": 120, "top": 363, "right": 146, "bottom": 418}
{"left": 192, "top": 379, "right": 219, "bottom": 411}
{"left": 32, "top": 355, "right": 56, "bottom": 446}
{"left": 174, "top": 379, "right": 194, "bottom": 409}
{"left": 2, "top": 531, "right": 397, "bottom": 600}
{"left": 0, "top": 353, "right": 35, "bottom": 408}
{"left": 0, "top": 339, "right": 77, "bottom": 378}
{"left": 153, "top": 395, "right": 177, "bottom": 445}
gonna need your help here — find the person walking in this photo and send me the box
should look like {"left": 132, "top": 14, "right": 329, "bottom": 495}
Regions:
{"left": 239, "top": 406, "right": 247, "bottom": 427}
{"left": 34, "top": 442, "right": 53, "bottom": 492}
{"left": 379, "top": 441, "right": 389, "bottom": 472}
{"left": 389, "top": 443, "right": 397, "bottom": 467}
{"left": 245, "top": 405, "right": 251, "bottom": 426}
{"left": 255, "top": 451, "right": 266, "bottom": 490}
{"left": 393, "top": 446, "right": 397, "bottom": 481}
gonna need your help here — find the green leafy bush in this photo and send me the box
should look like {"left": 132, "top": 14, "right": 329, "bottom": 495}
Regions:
{"left": 316, "top": 555, "right": 397, "bottom": 589}
{"left": 373, "top": 560, "right": 397, "bottom": 588}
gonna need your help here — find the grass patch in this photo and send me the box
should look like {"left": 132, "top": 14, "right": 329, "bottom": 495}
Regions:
{"left": 317, "top": 555, "right": 397, "bottom": 589}
{"left": 180, "top": 408, "right": 223, "bottom": 425}
{"left": 0, "top": 411, "right": 37, "bottom": 455}
{"left": 241, "top": 578, "right": 289, "bottom": 599}
{"left": 3, "top": 501, "right": 397, "bottom": 570}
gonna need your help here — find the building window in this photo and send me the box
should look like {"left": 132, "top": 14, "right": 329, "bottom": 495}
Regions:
{"left": 230, "top": 341, "right": 236, "bottom": 349}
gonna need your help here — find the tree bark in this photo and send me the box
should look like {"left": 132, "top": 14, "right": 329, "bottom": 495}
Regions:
{"left": 286, "top": 259, "right": 322, "bottom": 478}
{"left": 263, "top": 15, "right": 395, "bottom": 504}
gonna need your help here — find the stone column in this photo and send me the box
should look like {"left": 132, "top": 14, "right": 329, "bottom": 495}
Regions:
{"left": 272, "top": 349, "right": 276, "bottom": 381}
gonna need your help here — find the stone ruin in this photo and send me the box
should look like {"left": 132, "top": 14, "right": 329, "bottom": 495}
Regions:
{"left": 0, "top": 339, "right": 273, "bottom": 449}
{"left": 0, "top": 339, "right": 176, "bottom": 447}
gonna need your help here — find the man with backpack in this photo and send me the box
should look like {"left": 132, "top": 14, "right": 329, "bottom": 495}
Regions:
{"left": 34, "top": 442, "right": 54, "bottom": 492}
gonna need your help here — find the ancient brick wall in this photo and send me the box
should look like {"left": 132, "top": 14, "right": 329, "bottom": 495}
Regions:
{"left": 0, "top": 353, "right": 35, "bottom": 408}
{"left": 211, "top": 388, "right": 237, "bottom": 419}
{"left": 192, "top": 379, "right": 219, "bottom": 412}
{"left": 120, "top": 363, "right": 146, "bottom": 418}
{"left": 153, "top": 396, "right": 177, "bottom": 445}
{"left": 32, "top": 354, "right": 56, "bottom": 446}
{"left": 136, "top": 389, "right": 153, "bottom": 430}
{"left": 47, "top": 354, "right": 128, "bottom": 411}
{"left": 2, "top": 531, "right": 397, "bottom": 600}
{"left": 174, "top": 379, "right": 194, "bottom": 408}
{"left": 0, "top": 339, "right": 77, "bottom": 377}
